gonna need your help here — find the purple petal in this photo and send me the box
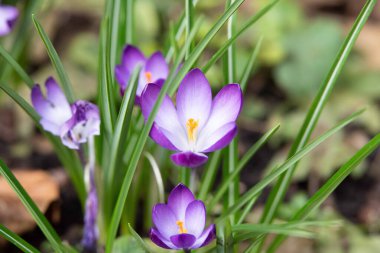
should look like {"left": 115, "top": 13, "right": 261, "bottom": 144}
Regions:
{"left": 152, "top": 204, "right": 178, "bottom": 239}
{"left": 168, "top": 184, "right": 195, "bottom": 221}
{"left": 198, "top": 122, "right": 237, "bottom": 152}
{"left": 141, "top": 83, "right": 188, "bottom": 150}
{"left": 115, "top": 65, "right": 130, "bottom": 96}
{"left": 185, "top": 200, "right": 206, "bottom": 238}
{"left": 0, "top": 5, "right": 18, "bottom": 36}
{"left": 176, "top": 68, "right": 212, "bottom": 130}
{"left": 150, "top": 123, "right": 179, "bottom": 151}
{"left": 120, "top": 45, "right": 146, "bottom": 70}
{"left": 150, "top": 228, "right": 177, "bottom": 249}
{"left": 31, "top": 78, "right": 72, "bottom": 135}
{"left": 201, "top": 83, "right": 242, "bottom": 136}
{"left": 170, "top": 234, "right": 196, "bottom": 249}
{"left": 192, "top": 224, "right": 216, "bottom": 249}
{"left": 145, "top": 52, "right": 169, "bottom": 82}
{"left": 170, "top": 151, "right": 208, "bottom": 168}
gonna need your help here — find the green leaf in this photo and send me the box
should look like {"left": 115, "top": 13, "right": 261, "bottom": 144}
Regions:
{"left": 32, "top": 15, "right": 75, "bottom": 103}
{"left": 267, "top": 133, "right": 380, "bottom": 252}
{"left": 0, "top": 45, "right": 34, "bottom": 88}
{"left": 126, "top": 224, "right": 153, "bottom": 253}
{"left": 209, "top": 125, "right": 280, "bottom": 209}
{"left": 0, "top": 224, "right": 39, "bottom": 253}
{"left": 0, "top": 160, "right": 64, "bottom": 253}
{"left": 240, "top": 36, "right": 263, "bottom": 91}
{"left": 215, "top": 109, "right": 363, "bottom": 222}
{"left": 257, "top": 1, "right": 378, "bottom": 251}
{"left": 202, "top": 0, "right": 279, "bottom": 72}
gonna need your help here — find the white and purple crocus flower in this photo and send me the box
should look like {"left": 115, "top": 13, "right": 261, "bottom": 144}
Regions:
{"left": 115, "top": 44, "right": 169, "bottom": 103}
{"left": 151, "top": 184, "right": 216, "bottom": 250}
{"left": 141, "top": 68, "right": 243, "bottom": 168}
{"left": 31, "top": 77, "right": 100, "bottom": 149}
{"left": 0, "top": 5, "right": 18, "bottom": 36}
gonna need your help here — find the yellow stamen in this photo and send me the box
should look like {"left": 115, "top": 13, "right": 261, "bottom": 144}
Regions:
{"left": 186, "top": 118, "right": 199, "bottom": 142}
{"left": 176, "top": 220, "right": 188, "bottom": 234}
{"left": 145, "top": 71, "right": 153, "bottom": 83}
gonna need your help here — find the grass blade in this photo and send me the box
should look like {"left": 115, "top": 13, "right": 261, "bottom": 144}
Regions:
{"left": 198, "top": 150, "right": 222, "bottom": 201}
{"left": 0, "top": 160, "right": 63, "bottom": 253}
{"left": 257, "top": 1, "right": 378, "bottom": 250}
{"left": 240, "top": 36, "right": 263, "bottom": 91}
{"left": 209, "top": 125, "right": 280, "bottom": 209}
{"left": 215, "top": 109, "right": 364, "bottom": 222}
{"left": 144, "top": 152, "right": 165, "bottom": 203}
{"left": 127, "top": 224, "right": 153, "bottom": 253}
{"left": 0, "top": 45, "right": 34, "bottom": 88}
{"left": 202, "top": 0, "right": 279, "bottom": 73}
{"left": 0, "top": 224, "right": 39, "bottom": 253}
{"left": 32, "top": 15, "right": 75, "bottom": 103}
{"left": 267, "top": 133, "right": 380, "bottom": 252}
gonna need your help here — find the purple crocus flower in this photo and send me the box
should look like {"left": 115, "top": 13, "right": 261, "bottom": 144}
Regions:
{"left": 150, "top": 184, "right": 216, "bottom": 250}
{"left": 0, "top": 5, "right": 18, "bottom": 36}
{"left": 82, "top": 172, "right": 98, "bottom": 251}
{"left": 141, "top": 68, "right": 243, "bottom": 168}
{"left": 31, "top": 77, "right": 100, "bottom": 149}
{"left": 115, "top": 45, "right": 169, "bottom": 103}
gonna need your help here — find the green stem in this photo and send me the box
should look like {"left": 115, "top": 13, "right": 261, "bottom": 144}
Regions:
{"left": 180, "top": 167, "right": 191, "bottom": 187}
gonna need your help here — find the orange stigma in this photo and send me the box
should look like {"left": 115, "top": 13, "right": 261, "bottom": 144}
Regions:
{"left": 145, "top": 71, "right": 153, "bottom": 83}
{"left": 176, "top": 220, "right": 188, "bottom": 234}
{"left": 186, "top": 118, "right": 199, "bottom": 142}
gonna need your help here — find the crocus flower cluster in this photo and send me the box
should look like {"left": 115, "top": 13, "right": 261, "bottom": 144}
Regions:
{"left": 31, "top": 77, "right": 100, "bottom": 149}
{"left": 0, "top": 5, "right": 18, "bottom": 36}
{"left": 141, "top": 68, "right": 243, "bottom": 168}
{"left": 115, "top": 45, "right": 169, "bottom": 103}
{"left": 151, "top": 184, "right": 216, "bottom": 250}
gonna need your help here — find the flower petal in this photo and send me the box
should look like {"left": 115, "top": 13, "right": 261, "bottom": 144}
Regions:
{"left": 120, "top": 45, "right": 146, "bottom": 71}
{"left": 150, "top": 123, "right": 179, "bottom": 151}
{"left": 170, "top": 234, "right": 196, "bottom": 249}
{"left": 141, "top": 83, "right": 188, "bottom": 150}
{"left": 176, "top": 69, "right": 212, "bottom": 130}
{"left": 115, "top": 65, "right": 130, "bottom": 96}
{"left": 170, "top": 152, "right": 208, "bottom": 168}
{"left": 152, "top": 204, "right": 178, "bottom": 239}
{"left": 185, "top": 200, "right": 206, "bottom": 238}
{"left": 0, "top": 6, "right": 18, "bottom": 36}
{"left": 197, "top": 122, "right": 237, "bottom": 152}
{"left": 145, "top": 52, "right": 169, "bottom": 82}
{"left": 150, "top": 228, "right": 178, "bottom": 249}
{"left": 201, "top": 83, "right": 242, "bottom": 136}
{"left": 192, "top": 224, "right": 216, "bottom": 249}
{"left": 168, "top": 184, "right": 195, "bottom": 221}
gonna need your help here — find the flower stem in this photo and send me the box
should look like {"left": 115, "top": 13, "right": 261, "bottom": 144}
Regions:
{"left": 180, "top": 167, "right": 191, "bottom": 187}
{"left": 184, "top": 249, "right": 191, "bottom": 253}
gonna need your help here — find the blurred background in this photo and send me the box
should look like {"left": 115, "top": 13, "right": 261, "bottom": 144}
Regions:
{"left": 0, "top": 0, "right": 379, "bottom": 252}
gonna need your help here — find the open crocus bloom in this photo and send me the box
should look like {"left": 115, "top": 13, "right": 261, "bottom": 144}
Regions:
{"left": 31, "top": 77, "right": 100, "bottom": 149}
{"left": 115, "top": 44, "right": 169, "bottom": 103}
{"left": 0, "top": 5, "right": 18, "bottom": 36}
{"left": 150, "top": 184, "right": 216, "bottom": 250}
{"left": 141, "top": 68, "right": 243, "bottom": 168}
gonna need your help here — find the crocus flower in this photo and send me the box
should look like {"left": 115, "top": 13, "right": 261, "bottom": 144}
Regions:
{"left": 82, "top": 171, "right": 98, "bottom": 251}
{"left": 141, "top": 68, "right": 243, "bottom": 168}
{"left": 0, "top": 5, "right": 18, "bottom": 36}
{"left": 150, "top": 184, "right": 216, "bottom": 250}
{"left": 115, "top": 44, "right": 169, "bottom": 103}
{"left": 31, "top": 77, "right": 100, "bottom": 149}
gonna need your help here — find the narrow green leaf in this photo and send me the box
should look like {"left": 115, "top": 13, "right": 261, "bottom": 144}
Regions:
{"left": 32, "top": 15, "right": 75, "bottom": 103}
{"left": 240, "top": 36, "right": 263, "bottom": 91}
{"left": 255, "top": 1, "right": 378, "bottom": 251}
{"left": 0, "top": 45, "right": 34, "bottom": 88}
{"left": 198, "top": 150, "right": 222, "bottom": 201}
{"left": 127, "top": 224, "right": 153, "bottom": 253}
{"left": 209, "top": 125, "right": 280, "bottom": 209}
{"left": 202, "top": 0, "right": 279, "bottom": 72}
{"left": 267, "top": 133, "right": 380, "bottom": 252}
{"left": 125, "top": 0, "right": 134, "bottom": 43}
{"left": 215, "top": 110, "right": 364, "bottom": 222}
{"left": 0, "top": 160, "right": 63, "bottom": 253}
{"left": 0, "top": 224, "right": 39, "bottom": 253}
{"left": 144, "top": 152, "right": 165, "bottom": 203}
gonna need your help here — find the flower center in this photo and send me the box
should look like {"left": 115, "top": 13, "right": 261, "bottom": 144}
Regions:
{"left": 186, "top": 118, "right": 199, "bottom": 142}
{"left": 145, "top": 71, "right": 153, "bottom": 83}
{"left": 176, "top": 220, "right": 188, "bottom": 234}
